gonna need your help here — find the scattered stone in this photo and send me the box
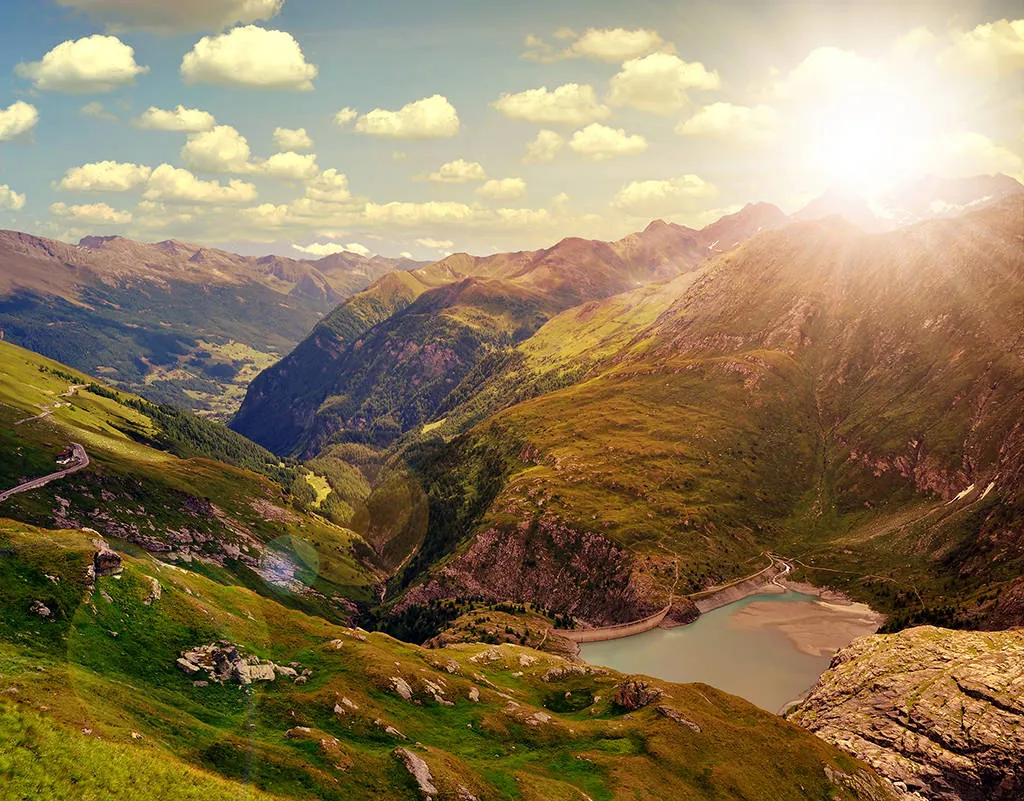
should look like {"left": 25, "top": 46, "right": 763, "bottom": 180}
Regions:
{"left": 328, "top": 639, "right": 345, "bottom": 650}
{"left": 444, "top": 659, "right": 460, "bottom": 674}
{"left": 176, "top": 642, "right": 300, "bottom": 686}
{"left": 518, "top": 653, "right": 537, "bottom": 667}
{"left": 193, "top": 681, "right": 208, "bottom": 688}
{"left": 286, "top": 726, "right": 312, "bottom": 738}
{"left": 468, "top": 687, "right": 480, "bottom": 703}
{"left": 143, "top": 577, "right": 161, "bottom": 606}
{"left": 526, "top": 711, "right": 552, "bottom": 726}
{"left": 470, "top": 647, "right": 503, "bottom": 664}
{"left": 44, "top": 574, "right": 59, "bottom": 585}
{"left": 614, "top": 678, "right": 662, "bottom": 710}
{"left": 393, "top": 747, "right": 437, "bottom": 798}
{"left": 176, "top": 658, "right": 201, "bottom": 675}
{"left": 93, "top": 548, "right": 123, "bottom": 577}
{"left": 29, "top": 600, "right": 52, "bottom": 620}
{"left": 293, "top": 675, "right": 308, "bottom": 685}
{"left": 374, "top": 719, "right": 408, "bottom": 740}
{"left": 100, "top": 591, "right": 113, "bottom": 604}
{"left": 275, "top": 665, "right": 298, "bottom": 678}
{"left": 390, "top": 676, "right": 414, "bottom": 701}
{"left": 130, "top": 731, "right": 143, "bottom": 740}
{"left": 655, "top": 705, "right": 701, "bottom": 733}
{"left": 456, "top": 785, "right": 479, "bottom": 801}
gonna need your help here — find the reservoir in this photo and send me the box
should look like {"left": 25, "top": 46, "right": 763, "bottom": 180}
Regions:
{"left": 580, "top": 590, "right": 882, "bottom": 713}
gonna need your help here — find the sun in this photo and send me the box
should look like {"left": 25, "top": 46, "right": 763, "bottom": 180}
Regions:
{"left": 807, "top": 89, "right": 937, "bottom": 197}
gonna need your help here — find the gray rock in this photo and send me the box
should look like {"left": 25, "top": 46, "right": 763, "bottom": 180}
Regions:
{"left": 393, "top": 747, "right": 437, "bottom": 798}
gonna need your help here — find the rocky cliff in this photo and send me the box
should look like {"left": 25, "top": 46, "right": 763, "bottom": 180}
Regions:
{"left": 789, "top": 626, "right": 1024, "bottom": 800}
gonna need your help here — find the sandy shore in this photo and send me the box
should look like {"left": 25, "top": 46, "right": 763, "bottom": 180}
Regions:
{"left": 729, "top": 592, "right": 884, "bottom": 658}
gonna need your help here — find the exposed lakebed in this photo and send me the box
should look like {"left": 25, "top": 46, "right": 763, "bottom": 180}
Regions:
{"left": 581, "top": 589, "right": 882, "bottom": 712}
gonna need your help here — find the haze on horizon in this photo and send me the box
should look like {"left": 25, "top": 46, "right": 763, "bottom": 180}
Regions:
{"left": 0, "top": 0, "right": 1021, "bottom": 260}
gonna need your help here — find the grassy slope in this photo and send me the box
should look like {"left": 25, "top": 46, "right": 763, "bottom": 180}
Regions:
{"left": 389, "top": 199, "right": 1024, "bottom": 628}
{"left": 0, "top": 519, "right": 892, "bottom": 801}
{"left": 0, "top": 340, "right": 379, "bottom": 615}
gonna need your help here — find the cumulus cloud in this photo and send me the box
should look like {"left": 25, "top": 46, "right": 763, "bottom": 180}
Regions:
{"left": 15, "top": 35, "right": 148, "bottom": 94}
{"left": 181, "top": 125, "right": 253, "bottom": 173}
{"left": 608, "top": 53, "right": 719, "bottom": 113}
{"left": 523, "top": 129, "right": 565, "bottom": 164}
{"left": 676, "top": 103, "right": 781, "bottom": 143}
{"left": 355, "top": 95, "right": 460, "bottom": 139}
{"left": 334, "top": 108, "right": 358, "bottom": 128}
{"left": 416, "top": 237, "right": 453, "bottom": 249}
{"left": 0, "top": 185, "right": 26, "bottom": 211}
{"left": 50, "top": 201, "right": 131, "bottom": 225}
{"left": 941, "top": 18, "right": 1024, "bottom": 77}
{"left": 54, "top": 0, "right": 284, "bottom": 33}
{"left": 523, "top": 27, "right": 670, "bottom": 63}
{"left": 612, "top": 174, "right": 717, "bottom": 217}
{"left": 273, "top": 126, "right": 313, "bottom": 151}
{"left": 424, "top": 159, "right": 487, "bottom": 183}
{"left": 0, "top": 101, "right": 39, "bottom": 141}
{"left": 493, "top": 83, "right": 610, "bottom": 126}
{"left": 292, "top": 241, "right": 370, "bottom": 257}
{"left": 476, "top": 178, "right": 527, "bottom": 200}
{"left": 142, "top": 164, "right": 257, "bottom": 204}
{"left": 260, "top": 151, "right": 319, "bottom": 180}
{"left": 135, "top": 105, "right": 216, "bottom": 132}
{"left": 304, "top": 169, "right": 352, "bottom": 203}
{"left": 181, "top": 26, "right": 318, "bottom": 90}
{"left": 568, "top": 123, "right": 647, "bottom": 161}
{"left": 58, "top": 161, "right": 153, "bottom": 192}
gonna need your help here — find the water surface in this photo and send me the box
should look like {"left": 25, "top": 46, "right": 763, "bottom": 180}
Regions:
{"left": 581, "top": 591, "right": 834, "bottom": 712}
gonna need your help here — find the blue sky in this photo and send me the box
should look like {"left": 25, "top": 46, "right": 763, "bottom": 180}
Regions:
{"left": 0, "top": 0, "right": 1021, "bottom": 259}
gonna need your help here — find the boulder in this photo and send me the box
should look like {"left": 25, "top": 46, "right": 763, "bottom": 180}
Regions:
{"left": 393, "top": 747, "right": 437, "bottom": 798}
{"left": 93, "top": 548, "right": 123, "bottom": 577}
{"left": 29, "top": 600, "right": 52, "bottom": 619}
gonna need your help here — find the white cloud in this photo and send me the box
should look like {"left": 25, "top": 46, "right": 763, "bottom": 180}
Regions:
{"left": 58, "top": 161, "right": 153, "bottom": 192}
{"left": 416, "top": 237, "right": 453, "bottom": 249}
{"left": 493, "top": 83, "right": 610, "bottom": 126}
{"left": 15, "top": 35, "right": 148, "bottom": 94}
{"left": 79, "top": 101, "right": 117, "bottom": 121}
{"left": 292, "top": 241, "right": 371, "bottom": 257}
{"left": 772, "top": 47, "right": 883, "bottom": 99}
{"left": 272, "top": 126, "right": 313, "bottom": 151}
{"left": 524, "top": 27, "right": 669, "bottom": 63}
{"left": 0, "top": 185, "right": 26, "bottom": 211}
{"left": 181, "top": 26, "right": 317, "bottom": 91}
{"left": 0, "top": 101, "right": 39, "bottom": 141}
{"left": 568, "top": 123, "right": 647, "bottom": 161}
{"left": 54, "top": 0, "right": 284, "bottom": 34}
{"left": 523, "top": 129, "right": 564, "bottom": 164}
{"left": 676, "top": 103, "right": 781, "bottom": 143}
{"left": 142, "top": 164, "right": 257, "bottom": 204}
{"left": 476, "top": 178, "right": 526, "bottom": 200}
{"left": 363, "top": 200, "right": 478, "bottom": 227}
{"left": 608, "top": 53, "right": 719, "bottom": 113}
{"left": 355, "top": 95, "right": 460, "bottom": 139}
{"left": 50, "top": 201, "right": 131, "bottom": 225}
{"left": 612, "top": 174, "right": 717, "bottom": 217}
{"left": 941, "top": 18, "right": 1024, "bottom": 77}
{"left": 304, "top": 169, "right": 352, "bottom": 203}
{"left": 261, "top": 151, "right": 319, "bottom": 180}
{"left": 135, "top": 105, "right": 216, "bottom": 132}
{"left": 181, "top": 125, "right": 253, "bottom": 173}
{"left": 334, "top": 107, "right": 357, "bottom": 128}
{"left": 399, "top": 251, "right": 414, "bottom": 259}
{"left": 425, "top": 159, "right": 487, "bottom": 183}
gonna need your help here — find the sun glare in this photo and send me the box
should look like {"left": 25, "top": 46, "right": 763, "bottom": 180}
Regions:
{"left": 808, "top": 90, "right": 937, "bottom": 197}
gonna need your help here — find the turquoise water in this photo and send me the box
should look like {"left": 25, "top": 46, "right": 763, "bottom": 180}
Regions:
{"left": 580, "top": 592, "right": 832, "bottom": 712}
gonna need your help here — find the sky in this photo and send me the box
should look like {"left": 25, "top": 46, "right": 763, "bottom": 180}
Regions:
{"left": 0, "top": 0, "right": 1021, "bottom": 260}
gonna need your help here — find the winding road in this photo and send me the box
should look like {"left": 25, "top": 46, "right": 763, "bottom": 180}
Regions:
{"left": 0, "top": 442, "right": 89, "bottom": 504}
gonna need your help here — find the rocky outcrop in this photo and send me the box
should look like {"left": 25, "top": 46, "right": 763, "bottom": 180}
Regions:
{"left": 176, "top": 642, "right": 310, "bottom": 686}
{"left": 393, "top": 747, "right": 437, "bottom": 798}
{"left": 613, "top": 678, "right": 662, "bottom": 710}
{"left": 789, "top": 626, "right": 1024, "bottom": 800}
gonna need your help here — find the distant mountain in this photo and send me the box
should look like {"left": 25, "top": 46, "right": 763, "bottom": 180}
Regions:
{"left": 231, "top": 204, "right": 788, "bottom": 455}
{"left": 793, "top": 173, "right": 1024, "bottom": 231}
{"left": 0, "top": 230, "right": 424, "bottom": 416}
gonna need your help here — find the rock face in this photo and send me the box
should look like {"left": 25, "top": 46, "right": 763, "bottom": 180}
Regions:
{"left": 613, "top": 678, "right": 662, "bottom": 710}
{"left": 789, "top": 626, "right": 1024, "bottom": 801}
